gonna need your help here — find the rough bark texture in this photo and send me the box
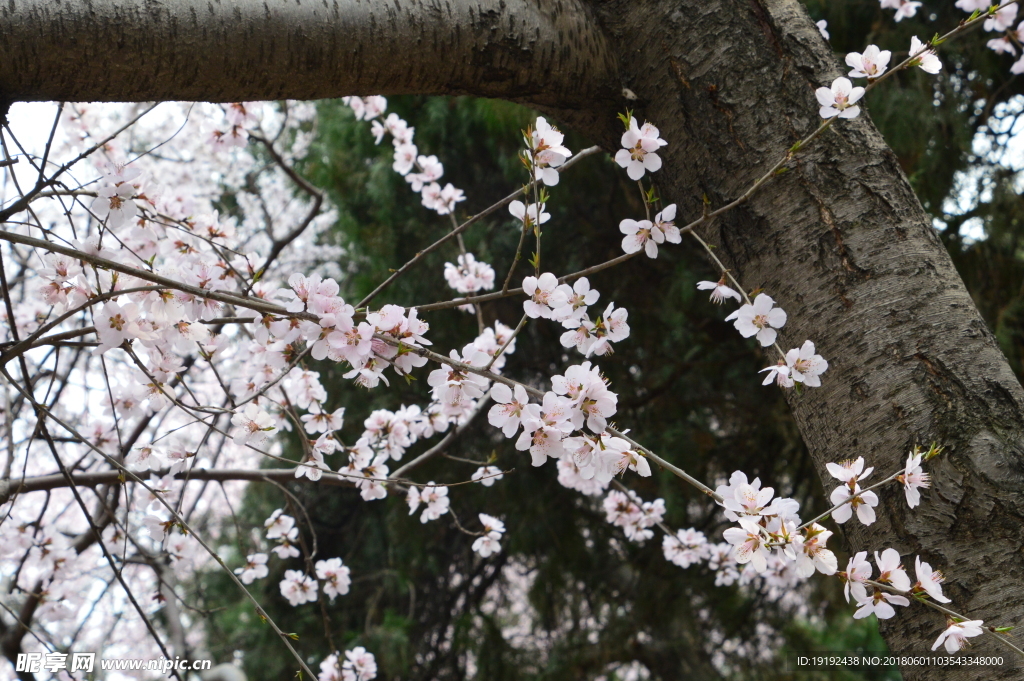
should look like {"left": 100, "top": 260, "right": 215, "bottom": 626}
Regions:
{"left": 578, "top": 1, "right": 1024, "bottom": 678}
{"left": 2, "top": 0, "right": 1024, "bottom": 678}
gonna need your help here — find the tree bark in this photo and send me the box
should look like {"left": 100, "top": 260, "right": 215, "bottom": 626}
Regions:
{"left": 2, "top": 0, "right": 1024, "bottom": 678}
{"left": 0, "top": 0, "right": 618, "bottom": 109}
{"left": 577, "top": 1, "right": 1024, "bottom": 678}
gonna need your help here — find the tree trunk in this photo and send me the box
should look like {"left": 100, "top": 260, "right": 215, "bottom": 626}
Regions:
{"left": 574, "top": 2, "right": 1024, "bottom": 678}
{"left": 2, "top": 0, "right": 1023, "bottom": 678}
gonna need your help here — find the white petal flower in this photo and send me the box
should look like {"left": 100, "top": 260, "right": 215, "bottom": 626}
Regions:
{"left": 815, "top": 77, "right": 865, "bottom": 119}
{"left": 909, "top": 37, "right": 942, "bottom": 74}
{"left": 915, "top": 556, "right": 952, "bottom": 603}
{"left": 279, "top": 570, "right": 318, "bottom": 607}
{"left": 760, "top": 362, "right": 794, "bottom": 388}
{"left": 829, "top": 484, "right": 878, "bottom": 525}
{"left": 697, "top": 279, "right": 741, "bottom": 304}
{"left": 724, "top": 293, "right": 787, "bottom": 346}
{"left": 842, "top": 551, "right": 872, "bottom": 603}
{"left": 614, "top": 118, "right": 667, "bottom": 180}
{"left": 874, "top": 548, "right": 912, "bottom": 591}
{"left": 471, "top": 465, "right": 504, "bottom": 487}
{"left": 898, "top": 449, "right": 931, "bottom": 508}
{"left": 619, "top": 218, "right": 664, "bottom": 258}
{"left": 853, "top": 589, "right": 910, "bottom": 619}
{"left": 932, "top": 620, "right": 984, "bottom": 653}
{"left": 786, "top": 340, "right": 829, "bottom": 387}
{"left": 846, "top": 45, "right": 891, "bottom": 78}
{"left": 984, "top": 2, "right": 1018, "bottom": 32}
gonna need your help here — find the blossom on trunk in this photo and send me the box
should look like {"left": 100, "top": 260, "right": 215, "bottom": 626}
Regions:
{"left": 830, "top": 483, "right": 879, "bottom": 525}
{"left": 816, "top": 77, "right": 865, "bottom": 119}
{"left": 697, "top": 278, "right": 741, "bottom": 305}
{"left": 853, "top": 588, "right": 910, "bottom": 620}
{"left": 786, "top": 340, "right": 829, "bottom": 387}
{"left": 898, "top": 449, "right": 931, "bottom": 508}
{"left": 725, "top": 293, "right": 787, "bottom": 346}
{"left": 915, "top": 556, "right": 952, "bottom": 603}
{"left": 875, "top": 548, "right": 912, "bottom": 591}
{"left": 654, "top": 204, "right": 682, "bottom": 243}
{"left": 932, "top": 620, "right": 984, "bottom": 653}
{"left": 794, "top": 523, "right": 838, "bottom": 577}
{"left": 841, "top": 551, "right": 872, "bottom": 603}
{"left": 760, "top": 361, "right": 794, "bottom": 388}
{"left": 826, "top": 456, "right": 873, "bottom": 485}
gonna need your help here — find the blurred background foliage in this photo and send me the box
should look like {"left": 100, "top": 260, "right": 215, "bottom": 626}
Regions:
{"left": 195, "top": 2, "right": 1024, "bottom": 678}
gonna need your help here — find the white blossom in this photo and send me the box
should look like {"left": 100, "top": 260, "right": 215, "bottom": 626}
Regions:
{"left": 909, "top": 37, "right": 942, "bottom": 74}
{"left": 279, "top": 570, "right": 318, "bottom": 606}
{"left": 898, "top": 449, "right": 931, "bottom": 508}
{"left": 614, "top": 118, "right": 667, "bottom": 180}
{"left": 815, "top": 77, "right": 865, "bottom": 119}
{"left": 234, "top": 553, "right": 269, "bottom": 584}
{"left": 316, "top": 558, "right": 352, "bottom": 601}
{"left": 697, "top": 278, "right": 741, "bottom": 305}
{"left": 846, "top": 45, "right": 891, "bottom": 79}
{"left": 915, "top": 556, "right": 952, "bottom": 603}
{"left": 932, "top": 620, "right": 984, "bottom": 653}
{"left": 725, "top": 293, "right": 787, "bottom": 347}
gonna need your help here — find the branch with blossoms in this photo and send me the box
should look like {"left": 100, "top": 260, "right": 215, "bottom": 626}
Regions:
{"left": 3, "top": 9, "right": 1022, "bottom": 678}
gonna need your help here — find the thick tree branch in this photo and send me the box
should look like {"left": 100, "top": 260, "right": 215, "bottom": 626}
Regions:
{"left": 0, "top": 0, "right": 618, "bottom": 110}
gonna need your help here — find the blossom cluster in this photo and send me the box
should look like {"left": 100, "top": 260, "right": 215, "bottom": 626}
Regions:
{"left": 603, "top": 490, "right": 665, "bottom": 543}
{"left": 0, "top": 62, "right": 1002, "bottom": 673}
{"left": 344, "top": 95, "right": 496, "bottom": 313}
{"left": 599, "top": 484, "right": 807, "bottom": 599}
{"left": 343, "top": 96, "right": 465, "bottom": 216}
{"left": 816, "top": 38, "right": 941, "bottom": 122}
{"left": 693, "top": 280, "right": 829, "bottom": 388}
{"left": 250, "top": 509, "right": 354, "bottom": 606}
{"left": 0, "top": 99, "right": 355, "bottom": 666}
